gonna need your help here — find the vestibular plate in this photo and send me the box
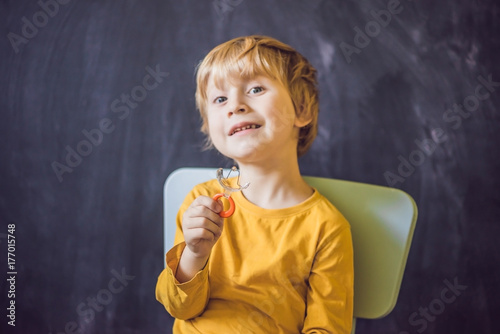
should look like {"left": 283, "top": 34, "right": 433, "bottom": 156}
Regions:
{"left": 213, "top": 166, "right": 249, "bottom": 218}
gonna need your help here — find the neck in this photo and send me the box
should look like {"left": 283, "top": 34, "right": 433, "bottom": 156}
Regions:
{"left": 235, "top": 155, "right": 313, "bottom": 209}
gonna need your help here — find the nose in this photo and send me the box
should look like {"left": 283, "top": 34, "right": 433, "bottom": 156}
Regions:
{"left": 228, "top": 100, "right": 248, "bottom": 117}
{"left": 227, "top": 90, "right": 249, "bottom": 117}
{"left": 229, "top": 106, "right": 246, "bottom": 116}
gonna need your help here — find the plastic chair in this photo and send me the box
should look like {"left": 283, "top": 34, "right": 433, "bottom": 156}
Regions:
{"left": 163, "top": 167, "right": 418, "bottom": 333}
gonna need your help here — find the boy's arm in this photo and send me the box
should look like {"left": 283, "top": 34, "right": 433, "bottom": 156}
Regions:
{"left": 155, "top": 241, "right": 211, "bottom": 320}
{"left": 175, "top": 195, "right": 223, "bottom": 282}
{"left": 155, "top": 190, "right": 222, "bottom": 320}
{"left": 302, "top": 225, "right": 354, "bottom": 334}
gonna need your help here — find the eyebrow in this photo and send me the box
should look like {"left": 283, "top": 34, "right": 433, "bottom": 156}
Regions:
{"left": 207, "top": 75, "right": 272, "bottom": 95}
{"left": 206, "top": 86, "right": 224, "bottom": 98}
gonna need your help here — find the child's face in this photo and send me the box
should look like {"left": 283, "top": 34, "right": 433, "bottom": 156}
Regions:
{"left": 205, "top": 74, "right": 308, "bottom": 163}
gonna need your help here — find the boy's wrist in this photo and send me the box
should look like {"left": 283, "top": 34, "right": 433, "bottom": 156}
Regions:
{"left": 176, "top": 247, "right": 210, "bottom": 283}
{"left": 183, "top": 246, "right": 210, "bottom": 264}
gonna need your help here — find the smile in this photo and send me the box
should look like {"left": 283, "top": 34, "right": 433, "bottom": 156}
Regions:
{"left": 229, "top": 124, "right": 261, "bottom": 136}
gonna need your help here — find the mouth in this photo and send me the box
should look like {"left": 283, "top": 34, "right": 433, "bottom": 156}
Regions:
{"left": 229, "top": 123, "right": 261, "bottom": 136}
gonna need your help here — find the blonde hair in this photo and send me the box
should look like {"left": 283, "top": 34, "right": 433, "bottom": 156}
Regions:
{"left": 195, "top": 35, "right": 319, "bottom": 157}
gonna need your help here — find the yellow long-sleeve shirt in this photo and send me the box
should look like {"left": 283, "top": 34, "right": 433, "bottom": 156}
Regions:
{"left": 156, "top": 179, "right": 354, "bottom": 333}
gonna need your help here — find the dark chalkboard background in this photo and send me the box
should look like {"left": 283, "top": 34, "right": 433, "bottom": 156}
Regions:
{"left": 1, "top": 0, "right": 499, "bottom": 333}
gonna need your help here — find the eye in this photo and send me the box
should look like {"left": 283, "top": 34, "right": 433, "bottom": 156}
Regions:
{"left": 214, "top": 96, "right": 227, "bottom": 104}
{"left": 249, "top": 86, "right": 264, "bottom": 94}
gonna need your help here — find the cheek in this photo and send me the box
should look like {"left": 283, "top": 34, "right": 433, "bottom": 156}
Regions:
{"left": 206, "top": 118, "right": 225, "bottom": 146}
{"left": 268, "top": 107, "right": 296, "bottom": 134}
{"left": 206, "top": 112, "right": 220, "bottom": 132}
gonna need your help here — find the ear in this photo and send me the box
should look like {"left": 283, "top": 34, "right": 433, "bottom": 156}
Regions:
{"left": 294, "top": 117, "right": 312, "bottom": 128}
{"left": 294, "top": 105, "right": 312, "bottom": 128}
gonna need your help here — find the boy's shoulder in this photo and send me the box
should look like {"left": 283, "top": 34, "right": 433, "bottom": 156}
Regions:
{"left": 310, "top": 190, "right": 351, "bottom": 229}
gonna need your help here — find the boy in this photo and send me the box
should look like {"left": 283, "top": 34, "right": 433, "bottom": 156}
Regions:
{"left": 156, "top": 35, "right": 354, "bottom": 333}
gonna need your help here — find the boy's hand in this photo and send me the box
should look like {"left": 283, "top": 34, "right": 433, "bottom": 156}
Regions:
{"left": 181, "top": 196, "right": 224, "bottom": 260}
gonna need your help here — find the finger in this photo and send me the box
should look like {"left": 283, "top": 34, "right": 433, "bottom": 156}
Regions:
{"left": 186, "top": 204, "right": 224, "bottom": 228}
{"left": 186, "top": 217, "right": 223, "bottom": 239}
{"left": 186, "top": 226, "right": 218, "bottom": 242}
{"left": 192, "top": 196, "right": 223, "bottom": 213}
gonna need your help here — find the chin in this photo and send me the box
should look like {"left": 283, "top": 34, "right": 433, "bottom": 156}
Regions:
{"left": 220, "top": 149, "right": 260, "bottom": 164}
{"left": 215, "top": 139, "right": 275, "bottom": 162}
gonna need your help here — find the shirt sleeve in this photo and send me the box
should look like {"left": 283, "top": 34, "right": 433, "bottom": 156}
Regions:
{"left": 155, "top": 242, "right": 210, "bottom": 320}
{"left": 302, "top": 224, "right": 354, "bottom": 334}
{"left": 155, "top": 186, "right": 211, "bottom": 320}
